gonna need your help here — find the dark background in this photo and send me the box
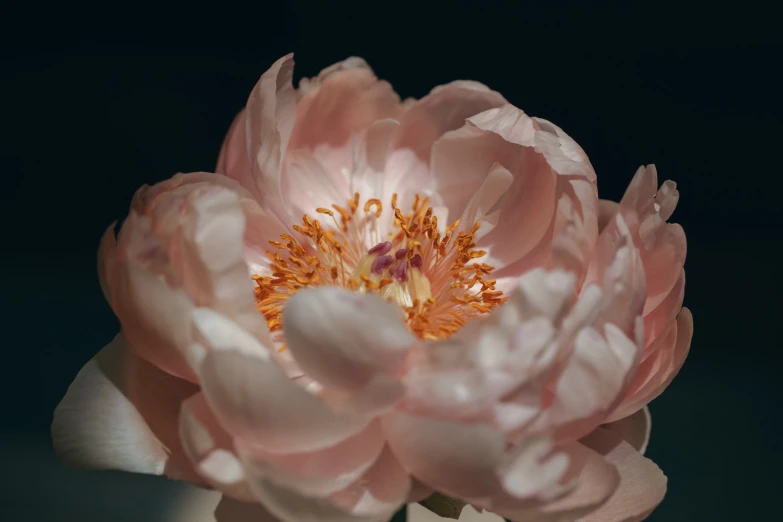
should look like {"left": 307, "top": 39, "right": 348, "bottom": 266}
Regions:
{"left": 3, "top": 2, "right": 781, "bottom": 521}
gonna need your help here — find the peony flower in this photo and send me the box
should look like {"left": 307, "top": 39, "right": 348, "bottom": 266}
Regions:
{"left": 52, "top": 54, "right": 692, "bottom": 522}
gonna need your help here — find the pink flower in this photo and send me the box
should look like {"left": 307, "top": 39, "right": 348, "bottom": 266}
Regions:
{"left": 52, "top": 54, "right": 692, "bottom": 522}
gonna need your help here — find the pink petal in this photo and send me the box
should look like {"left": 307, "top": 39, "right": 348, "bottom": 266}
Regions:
{"left": 109, "top": 212, "right": 199, "bottom": 381}
{"left": 400, "top": 269, "right": 576, "bottom": 428}
{"left": 430, "top": 108, "right": 557, "bottom": 268}
{"left": 97, "top": 222, "right": 118, "bottom": 305}
{"left": 242, "top": 54, "right": 297, "bottom": 215}
{"left": 216, "top": 109, "right": 248, "bottom": 181}
{"left": 179, "top": 393, "right": 254, "bottom": 501}
{"left": 108, "top": 174, "right": 276, "bottom": 381}
{"left": 52, "top": 333, "right": 199, "bottom": 480}
{"left": 597, "top": 200, "right": 619, "bottom": 233}
{"left": 289, "top": 59, "right": 401, "bottom": 151}
{"left": 608, "top": 308, "right": 693, "bottom": 422}
{"left": 215, "top": 495, "right": 283, "bottom": 522}
{"left": 235, "top": 420, "right": 386, "bottom": 497}
{"left": 393, "top": 79, "right": 506, "bottom": 163}
{"left": 458, "top": 163, "right": 514, "bottom": 240}
{"left": 496, "top": 444, "right": 620, "bottom": 522}
{"left": 600, "top": 406, "right": 651, "bottom": 455}
{"left": 243, "top": 446, "right": 409, "bottom": 522}
{"left": 282, "top": 59, "right": 402, "bottom": 216}
{"left": 384, "top": 413, "right": 570, "bottom": 505}
{"left": 643, "top": 270, "right": 684, "bottom": 349}
{"left": 610, "top": 165, "right": 688, "bottom": 347}
{"left": 193, "top": 309, "right": 370, "bottom": 453}
{"left": 587, "top": 214, "right": 647, "bottom": 337}
{"left": 283, "top": 288, "right": 414, "bottom": 413}
{"left": 536, "top": 323, "right": 642, "bottom": 444}
{"left": 577, "top": 428, "right": 667, "bottom": 521}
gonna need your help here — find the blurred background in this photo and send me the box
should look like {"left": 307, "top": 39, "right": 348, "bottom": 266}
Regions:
{"left": 2, "top": 2, "right": 781, "bottom": 520}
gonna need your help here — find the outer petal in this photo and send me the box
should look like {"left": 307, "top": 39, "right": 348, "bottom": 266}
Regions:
{"left": 395, "top": 80, "right": 507, "bottom": 162}
{"left": 577, "top": 428, "right": 667, "bottom": 522}
{"left": 608, "top": 308, "right": 693, "bottom": 422}
{"left": 179, "top": 393, "right": 254, "bottom": 501}
{"left": 106, "top": 174, "right": 275, "bottom": 382}
{"left": 283, "top": 288, "right": 414, "bottom": 414}
{"left": 244, "top": 446, "right": 410, "bottom": 522}
{"left": 238, "top": 54, "right": 297, "bottom": 216}
{"left": 384, "top": 80, "right": 506, "bottom": 197}
{"left": 384, "top": 413, "right": 619, "bottom": 522}
{"left": 191, "top": 308, "right": 370, "bottom": 453}
{"left": 52, "top": 333, "right": 199, "bottom": 479}
{"left": 385, "top": 413, "right": 569, "bottom": 507}
{"left": 235, "top": 420, "right": 386, "bottom": 497}
{"left": 428, "top": 106, "right": 598, "bottom": 279}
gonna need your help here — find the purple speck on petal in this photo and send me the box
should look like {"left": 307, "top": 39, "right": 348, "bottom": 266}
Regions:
{"left": 368, "top": 241, "right": 393, "bottom": 256}
{"left": 410, "top": 254, "right": 423, "bottom": 269}
{"left": 371, "top": 255, "right": 394, "bottom": 274}
{"left": 394, "top": 248, "right": 409, "bottom": 260}
{"left": 393, "top": 261, "right": 409, "bottom": 282}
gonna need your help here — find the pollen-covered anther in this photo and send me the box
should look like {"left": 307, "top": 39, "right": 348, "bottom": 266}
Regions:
{"left": 252, "top": 192, "right": 506, "bottom": 341}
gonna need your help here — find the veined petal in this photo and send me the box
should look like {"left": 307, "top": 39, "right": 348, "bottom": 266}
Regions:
{"left": 52, "top": 333, "right": 199, "bottom": 479}
{"left": 577, "top": 428, "right": 666, "bottom": 522}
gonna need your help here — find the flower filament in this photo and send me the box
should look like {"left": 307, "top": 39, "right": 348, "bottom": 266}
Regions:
{"left": 253, "top": 192, "right": 506, "bottom": 341}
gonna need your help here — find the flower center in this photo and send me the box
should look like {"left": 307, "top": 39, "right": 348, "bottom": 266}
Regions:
{"left": 252, "top": 193, "right": 505, "bottom": 342}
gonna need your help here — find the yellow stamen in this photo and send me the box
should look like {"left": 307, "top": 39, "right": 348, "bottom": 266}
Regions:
{"left": 251, "top": 193, "right": 506, "bottom": 340}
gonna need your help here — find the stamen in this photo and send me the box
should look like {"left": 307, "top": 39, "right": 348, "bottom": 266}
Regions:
{"left": 393, "top": 261, "right": 409, "bottom": 282}
{"left": 368, "top": 241, "right": 393, "bottom": 256}
{"left": 251, "top": 191, "right": 505, "bottom": 343}
{"left": 371, "top": 255, "right": 394, "bottom": 275}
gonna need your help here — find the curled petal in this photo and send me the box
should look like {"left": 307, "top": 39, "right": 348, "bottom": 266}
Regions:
{"left": 236, "top": 420, "right": 386, "bottom": 497}
{"left": 243, "top": 54, "right": 297, "bottom": 213}
{"left": 536, "top": 323, "right": 642, "bottom": 443}
{"left": 244, "top": 446, "right": 409, "bottom": 522}
{"left": 578, "top": 428, "right": 667, "bottom": 522}
{"left": 283, "top": 288, "right": 414, "bottom": 413}
{"left": 193, "top": 309, "right": 370, "bottom": 453}
{"left": 608, "top": 308, "right": 693, "bottom": 421}
{"left": 111, "top": 212, "right": 199, "bottom": 381}
{"left": 52, "top": 333, "right": 198, "bottom": 480}
{"left": 384, "top": 413, "right": 571, "bottom": 505}
{"left": 393, "top": 79, "right": 507, "bottom": 163}
{"left": 180, "top": 393, "right": 254, "bottom": 501}
{"left": 600, "top": 406, "right": 651, "bottom": 455}
{"left": 108, "top": 174, "right": 275, "bottom": 381}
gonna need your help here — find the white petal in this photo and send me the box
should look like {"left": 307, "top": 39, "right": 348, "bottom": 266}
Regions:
{"left": 52, "top": 334, "right": 169, "bottom": 474}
